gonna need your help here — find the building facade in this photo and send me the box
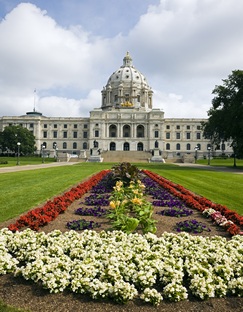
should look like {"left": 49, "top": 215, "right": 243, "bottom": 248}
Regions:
{"left": 0, "top": 52, "right": 232, "bottom": 161}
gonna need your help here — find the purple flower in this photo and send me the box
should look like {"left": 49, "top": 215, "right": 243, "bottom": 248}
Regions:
{"left": 175, "top": 220, "right": 211, "bottom": 233}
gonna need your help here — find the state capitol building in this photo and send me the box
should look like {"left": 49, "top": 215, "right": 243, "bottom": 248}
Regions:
{"left": 0, "top": 52, "right": 231, "bottom": 162}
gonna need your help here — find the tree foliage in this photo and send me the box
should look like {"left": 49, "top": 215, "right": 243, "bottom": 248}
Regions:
{"left": 203, "top": 70, "right": 243, "bottom": 157}
{"left": 0, "top": 125, "right": 36, "bottom": 155}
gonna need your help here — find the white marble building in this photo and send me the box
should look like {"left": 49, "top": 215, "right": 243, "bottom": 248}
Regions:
{"left": 0, "top": 52, "right": 232, "bottom": 161}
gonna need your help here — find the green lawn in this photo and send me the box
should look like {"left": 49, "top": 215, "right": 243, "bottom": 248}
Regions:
{"left": 0, "top": 162, "right": 242, "bottom": 222}
{"left": 0, "top": 156, "right": 55, "bottom": 167}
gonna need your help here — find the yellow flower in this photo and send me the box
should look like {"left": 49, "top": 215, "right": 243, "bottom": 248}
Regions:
{"left": 109, "top": 200, "right": 120, "bottom": 209}
{"left": 131, "top": 197, "right": 142, "bottom": 205}
{"left": 109, "top": 201, "right": 116, "bottom": 209}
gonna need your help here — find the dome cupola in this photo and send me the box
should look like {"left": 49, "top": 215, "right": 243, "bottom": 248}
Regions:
{"left": 101, "top": 52, "right": 153, "bottom": 110}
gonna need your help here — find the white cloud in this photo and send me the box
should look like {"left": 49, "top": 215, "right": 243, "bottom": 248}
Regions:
{"left": 0, "top": 0, "right": 243, "bottom": 119}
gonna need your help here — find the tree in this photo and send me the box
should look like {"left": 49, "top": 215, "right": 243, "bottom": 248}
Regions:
{"left": 0, "top": 125, "right": 36, "bottom": 155}
{"left": 203, "top": 70, "right": 243, "bottom": 164}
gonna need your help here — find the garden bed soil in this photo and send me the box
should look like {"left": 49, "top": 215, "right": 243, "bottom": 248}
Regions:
{"left": 0, "top": 188, "right": 242, "bottom": 312}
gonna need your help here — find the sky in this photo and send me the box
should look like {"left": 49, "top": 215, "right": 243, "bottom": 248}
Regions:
{"left": 0, "top": 0, "right": 243, "bottom": 119}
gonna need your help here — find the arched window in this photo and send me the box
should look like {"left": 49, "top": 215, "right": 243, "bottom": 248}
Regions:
{"left": 166, "top": 143, "right": 170, "bottom": 150}
{"left": 136, "top": 125, "right": 144, "bottom": 138}
{"left": 176, "top": 143, "right": 180, "bottom": 150}
{"left": 83, "top": 142, "right": 87, "bottom": 149}
{"left": 137, "top": 142, "right": 143, "bottom": 151}
{"left": 109, "top": 125, "right": 117, "bottom": 137}
{"left": 186, "top": 143, "right": 191, "bottom": 151}
{"left": 63, "top": 142, "right": 67, "bottom": 149}
{"left": 110, "top": 142, "right": 116, "bottom": 151}
{"left": 123, "top": 142, "right": 130, "bottom": 151}
{"left": 73, "top": 142, "right": 77, "bottom": 149}
{"left": 123, "top": 125, "right": 131, "bottom": 137}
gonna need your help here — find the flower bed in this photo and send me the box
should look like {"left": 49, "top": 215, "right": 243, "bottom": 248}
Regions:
{"left": 142, "top": 170, "right": 243, "bottom": 236}
{"left": 1, "top": 166, "right": 243, "bottom": 306}
{"left": 8, "top": 170, "right": 110, "bottom": 232}
{"left": 0, "top": 228, "right": 242, "bottom": 305}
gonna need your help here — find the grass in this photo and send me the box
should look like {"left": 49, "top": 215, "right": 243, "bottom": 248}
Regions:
{"left": 139, "top": 163, "right": 243, "bottom": 215}
{"left": 0, "top": 163, "right": 111, "bottom": 222}
{"left": 0, "top": 156, "right": 55, "bottom": 167}
{"left": 0, "top": 161, "right": 242, "bottom": 223}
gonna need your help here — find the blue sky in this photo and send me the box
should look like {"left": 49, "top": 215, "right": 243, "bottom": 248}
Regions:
{"left": 1, "top": 0, "right": 243, "bottom": 118}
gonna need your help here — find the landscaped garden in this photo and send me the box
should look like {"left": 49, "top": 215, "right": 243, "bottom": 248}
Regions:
{"left": 0, "top": 162, "right": 243, "bottom": 312}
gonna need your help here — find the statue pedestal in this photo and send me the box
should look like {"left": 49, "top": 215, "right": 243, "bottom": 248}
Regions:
{"left": 150, "top": 149, "right": 165, "bottom": 163}
{"left": 88, "top": 148, "right": 103, "bottom": 162}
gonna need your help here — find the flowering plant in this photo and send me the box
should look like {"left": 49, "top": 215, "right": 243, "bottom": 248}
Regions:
{"left": 175, "top": 220, "right": 211, "bottom": 234}
{"left": 157, "top": 207, "right": 193, "bottom": 217}
{"left": 107, "top": 180, "right": 157, "bottom": 234}
{"left": 66, "top": 219, "right": 100, "bottom": 231}
{"left": 1, "top": 228, "right": 243, "bottom": 305}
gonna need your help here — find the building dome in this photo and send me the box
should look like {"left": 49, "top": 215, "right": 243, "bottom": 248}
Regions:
{"left": 101, "top": 52, "right": 153, "bottom": 110}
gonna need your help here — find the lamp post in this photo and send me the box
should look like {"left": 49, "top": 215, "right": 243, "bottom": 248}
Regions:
{"left": 16, "top": 142, "right": 21, "bottom": 165}
{"left": 207, "top": 146, "right": 211, "bottom": 165}
{"left": 41, "top": 145, "right": 45, "bottom": 163}
{"left": 194, "top": 146, "right": 199, "bottom": 163}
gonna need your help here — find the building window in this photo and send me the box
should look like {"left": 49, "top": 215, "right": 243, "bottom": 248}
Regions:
{"left": 176, "top": 125, "right": 180, "bottom": 129}
{"left": 29, "top": 123, "right": 34, "bottom": 128}
{"left": 63, "top": 142, "right": 67, "bottom": 149}
{"left": 123, "top": 125, "right": 131, "bottom": 137}
{"left": 187, "top": 125, "right": 190, "bottom": 130}
{"left": 63, "top": 131, "right": 67, "bottom": 138}
{"left": 109, "top": 125, "right": 117, "bottom": 137}
{"left": 186, "top": 132, "right": 191, "bottom": 139}
{"left": 166, "top": 132, "right": 170, "bottom": 139}
{"left": 115, "top": 95, "right": 118, "bottom": 102}
{"left": 166, "top": 143, "right": 170, "bottom": 150}
{"left": 73, "top": 131, "right": 78, "bottom": 138}
{"left": 64, "top": 124, "right": 67, "bottom": 128}
{"left": 137, "top": 125, "right": 145, "bottom": 138}
{"left": 83, "top": 142, "right": 87, "bottom": 149}
{"left": 166, "top": 125, "right": 170, "bottom": 129}
{"left": 43, "top": 131, "right": 47, "bottom": 138}
{"left": 110, "top": 142, "right": 116, "bottom": 151}
{"left": 176, "top": 132, "right": 180, "bottom": 139}
{"left": 95, "top": 130, "right": 99, "bottom": 137}
{"left": 176, "top": 143, "right": 180, "bottom": 150}
{"left": 186, "top": 143, "right": 191, "bottom": 150}
{"left": 84, "top": 124, "right": 88, "bottom": 129}
{"left": 54, "top": 124, "right": 57, "bottom": 128}
{"left": 83, "top": 131, "right": 88, "bottom": 138}
{"left": 74, "top": 124, "right": 77, "bottom": 129}
{"left": 154, "top": 130, "right": 159, "bottom": 138}
{"left": 73, "top": 142, "right": 77, "bottom": 149}
{"left": 137, "top": 95, "right": 140, "bottom": 102}
{"left": 53, "top": 131, "right": 57, "bottom": 138}
{"left": 196, "top": 132, "right": 201, "bottom": 139}
{"left": 137, "top": 142, "right": 143, "bottom": 151}
{"left": 44, "top": 124, "right": 47, "bottom": 128}
{"left": 197, "top": 125, "right": 201, "bottom": 130}
{"left": 95, "top": 123, "right": 99, "bottom": 126}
